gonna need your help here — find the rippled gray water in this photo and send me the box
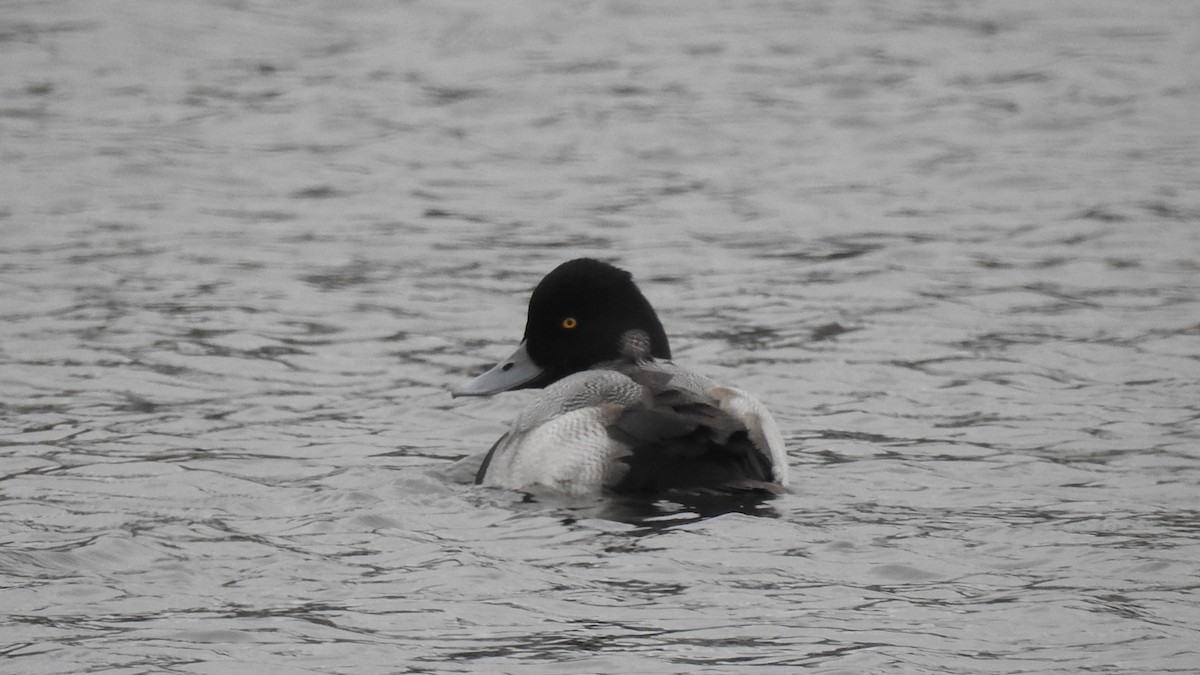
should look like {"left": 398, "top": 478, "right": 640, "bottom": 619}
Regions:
{"left": 3, "top": 1, "right": 1199, "bottom": 673}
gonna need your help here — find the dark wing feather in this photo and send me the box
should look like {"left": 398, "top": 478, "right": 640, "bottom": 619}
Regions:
{"left": 606, "top": 387, "right": 779, "bottom": 496}
{"left": 474, "top": 433, "right": 508, "bottom": 484}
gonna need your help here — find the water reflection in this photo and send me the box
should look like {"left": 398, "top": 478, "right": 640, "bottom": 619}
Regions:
{"left": 437, "top": 459, "right": 783, "bottom": 530}
{"left": 557, "top": 492, "right": 781, "bottom": 531}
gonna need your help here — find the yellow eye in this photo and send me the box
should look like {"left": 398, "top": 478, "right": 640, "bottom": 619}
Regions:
{"left": 561, "top": 317, "right": 578, "bottom": 329}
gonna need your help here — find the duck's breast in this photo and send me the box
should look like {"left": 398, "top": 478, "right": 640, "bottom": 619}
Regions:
{"left": 479, "top": 403, "right": 631, "bottom": 495}
{"left": 476, "top": 370, "right": 646, "bottom": 495}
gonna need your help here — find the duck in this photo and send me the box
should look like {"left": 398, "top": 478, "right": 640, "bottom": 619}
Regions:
{"left": 452, "top": 258, "right": 789, "bottom": 498}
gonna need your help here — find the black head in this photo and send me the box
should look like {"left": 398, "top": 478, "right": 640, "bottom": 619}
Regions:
{"left": 522, "top": 258, "right": 670, "bottom": 386}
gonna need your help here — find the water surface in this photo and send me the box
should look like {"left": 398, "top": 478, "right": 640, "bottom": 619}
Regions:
{"left": 2, "top": 1, "right": 1199, "bottom": 673}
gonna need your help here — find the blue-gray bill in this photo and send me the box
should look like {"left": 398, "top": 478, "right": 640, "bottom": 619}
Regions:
{"left": 452, "top": 341, "right": 543, "bottom": 397}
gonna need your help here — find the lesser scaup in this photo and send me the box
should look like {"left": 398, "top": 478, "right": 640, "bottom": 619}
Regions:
{"left": 453, "top": 258, "right": 789, "bottom": 497}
